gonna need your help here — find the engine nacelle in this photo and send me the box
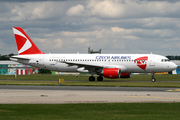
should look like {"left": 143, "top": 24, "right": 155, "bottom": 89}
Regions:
{"left": 102, "top": 68, "right": 131, "bottom": 79}
{"left": 102, "top": 68, "right": 120, "bottom": 79}
{"left": 120, "top": 73, "right": 131, "bottom": 78}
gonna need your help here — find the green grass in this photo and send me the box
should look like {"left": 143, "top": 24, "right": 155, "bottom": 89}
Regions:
{"left": 0, "top": 103, "right": 180, "bottom": 120}
{"left": 0, "top": 74, "right": 180, "bottom": 87}
{"left": 1, "top": 81, "right": 180, "bottom": 87}
{"left": 0, "top": 74, "right": 180, "bottom": 81}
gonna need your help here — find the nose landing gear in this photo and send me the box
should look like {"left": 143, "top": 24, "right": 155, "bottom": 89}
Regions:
{"left": 151, "top": 72, "right": 156, "bottom": 82}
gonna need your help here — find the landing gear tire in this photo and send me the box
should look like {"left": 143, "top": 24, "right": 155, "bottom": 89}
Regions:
{"left": 151, "top": 78, "right": 156, "bottom": 82}
{"left": 151, "top": 72, "right": 156, "bottom": 82}
{"left": 89, "top": 76, "right": 95, "bottom": 81}
{"left": 97, "top": 76, "right": 103, "bottom": 81}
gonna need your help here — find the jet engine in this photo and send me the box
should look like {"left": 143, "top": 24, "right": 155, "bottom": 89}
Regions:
{"left": 102, "top": 68, "right": 120, "bottom": 79}
{"left": 102, "top": 68, "right": 131, "bottom": 79}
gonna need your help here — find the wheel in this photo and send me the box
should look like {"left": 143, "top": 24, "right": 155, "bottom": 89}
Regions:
{"left": 151, "top": 72, "right": 156, "bottom": 82}
{"left": 151, "top": 78, "right": 156, "bottom": 82}
{"left": 97, "top": 76, "right": 103, "bottom": 81}
{"left": 89, "top": 76, "right": 95, "bottom": 81}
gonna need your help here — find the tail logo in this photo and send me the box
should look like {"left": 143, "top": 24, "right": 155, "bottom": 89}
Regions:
{"left": 134, "top": 56, "right": 148, "bottom": 70}
{"left": 13, "top": 28, "right": 32, "bottom": 54}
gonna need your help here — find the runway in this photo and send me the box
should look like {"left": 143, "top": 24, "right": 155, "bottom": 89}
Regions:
{"left": 0, "top": 85, "right": 180, "bottom": 104}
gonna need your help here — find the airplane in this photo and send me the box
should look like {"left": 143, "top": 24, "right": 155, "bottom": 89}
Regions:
{"left": 10, "top": 27, "right": 177, "bottom": 82}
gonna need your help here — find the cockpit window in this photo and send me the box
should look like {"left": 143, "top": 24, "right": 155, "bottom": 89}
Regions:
{"left": 161, "top": 59, "right": 170, "bottom": 62}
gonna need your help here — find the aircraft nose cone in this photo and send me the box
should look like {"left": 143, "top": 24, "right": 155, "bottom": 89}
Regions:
{"left": 171, "top": 63, "right": 178, "bottom": 70}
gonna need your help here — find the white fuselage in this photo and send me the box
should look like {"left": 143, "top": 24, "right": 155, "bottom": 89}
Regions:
{"left": 10, "top": 53, "right": 177, "bottom": 74}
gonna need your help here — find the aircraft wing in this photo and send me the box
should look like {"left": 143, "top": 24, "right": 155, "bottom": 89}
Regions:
{"left": 60, "top": 61, "right": 103, "bottom": 68}
{"left": 59, "top": 61, "right": 103, "bottom": 73}
{"left": 58, "top": 61, "right": 126, "bottom": 73}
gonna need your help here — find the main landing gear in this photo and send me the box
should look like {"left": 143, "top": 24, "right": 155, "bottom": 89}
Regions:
{"left": 89, "top": 75, "right": 103, "bottom": 81}
{"left": 89, "top": 76, "right": 95, "bottom": 81}
{"left": 151, "top": 72, "right": 156, "bottom": 82}
{"left": 97, "top": 76, "right": 103, "bottom": 81}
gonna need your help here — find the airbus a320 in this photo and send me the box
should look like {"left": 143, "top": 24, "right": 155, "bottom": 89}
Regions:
{"left": 10, "top": 27, "right": 177, "bottom": 82}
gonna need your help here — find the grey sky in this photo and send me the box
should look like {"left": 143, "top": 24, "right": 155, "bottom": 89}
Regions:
{"left": 0, "top": 0, "right": 180, "bottom": 56}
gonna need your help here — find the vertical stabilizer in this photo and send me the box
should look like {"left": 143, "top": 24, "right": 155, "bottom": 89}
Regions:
{"left": 13, "top": 27, "right": 45, "bottom": 55}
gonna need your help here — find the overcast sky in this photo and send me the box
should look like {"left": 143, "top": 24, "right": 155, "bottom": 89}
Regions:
{"left": 0, "top": 0, "right": 180, "bottom": 56}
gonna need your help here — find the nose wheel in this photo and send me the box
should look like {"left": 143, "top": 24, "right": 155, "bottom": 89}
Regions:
{"left": 151, "top": 72, "right": 156, "bottom": 82}
{"left": 151, "top": 78, "right": 156, "bottom": 82}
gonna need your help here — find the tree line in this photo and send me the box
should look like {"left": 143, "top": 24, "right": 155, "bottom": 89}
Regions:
{"left": 166, "top": 56, "right": 180, "bottom": 60}
{"left": 0, "top": 53, "right": 15, "bottom": 60}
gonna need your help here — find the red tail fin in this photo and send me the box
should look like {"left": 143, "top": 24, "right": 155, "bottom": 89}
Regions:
{"left": 13, "top": 27, "right": 45, "bottom": 55}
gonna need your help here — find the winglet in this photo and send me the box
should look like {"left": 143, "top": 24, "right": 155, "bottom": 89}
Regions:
{"left": 13, "top": 27, "right": 45, "bottom": 55}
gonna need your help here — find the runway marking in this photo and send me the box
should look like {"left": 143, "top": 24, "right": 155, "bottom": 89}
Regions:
{"left": 166, "top": 89, "right": 180, "bottom": 91}
{"left": 128, "top": 96, "right": 180, "bottom": 100}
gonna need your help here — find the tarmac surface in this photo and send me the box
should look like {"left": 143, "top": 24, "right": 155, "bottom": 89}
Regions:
{"left": 0, "top": 85, "right": 180, "bottom": 104}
